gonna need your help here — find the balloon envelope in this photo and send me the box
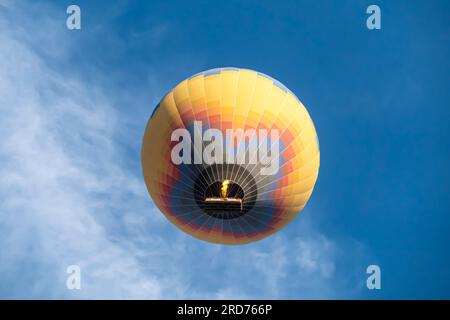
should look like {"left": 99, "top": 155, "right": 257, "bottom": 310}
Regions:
{"left": 142, "top": 68, "right": 320, "bottom": 244}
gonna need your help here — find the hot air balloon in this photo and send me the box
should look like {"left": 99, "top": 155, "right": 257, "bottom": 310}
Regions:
{"left": 141, "top": 68, "right": 319, "bottom": 245}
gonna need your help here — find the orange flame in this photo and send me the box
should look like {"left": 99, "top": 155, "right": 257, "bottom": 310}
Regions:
{"left": 221, "top": 180, "right": 231, "bottom": 198}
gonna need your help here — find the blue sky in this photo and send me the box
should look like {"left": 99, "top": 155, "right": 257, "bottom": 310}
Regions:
{"left": 0, "top": 0, "right": 449, "bottom": 299}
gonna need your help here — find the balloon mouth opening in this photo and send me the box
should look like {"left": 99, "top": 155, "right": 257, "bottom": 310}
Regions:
{"left": 193, "top": 164, "right": 258, "bottom": 220}
{"left": 204, "top": 181, "right": 244, "bottom": 218}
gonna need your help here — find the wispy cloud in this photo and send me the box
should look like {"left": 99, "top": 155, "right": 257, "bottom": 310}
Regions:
{"left": 0, "top": 2, "right": 167, "bottom": 299}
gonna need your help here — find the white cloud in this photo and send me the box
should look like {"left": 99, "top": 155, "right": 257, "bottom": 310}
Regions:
{"left": 0, "top": 3, "right": 168, "bottom": 299}
{"left": 296, "top": 235, "right": 336, "bottom": 278}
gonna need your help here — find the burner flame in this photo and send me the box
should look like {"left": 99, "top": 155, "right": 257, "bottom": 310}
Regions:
{"left": 221, "top": 180, "right": 231, "bottom": 198}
